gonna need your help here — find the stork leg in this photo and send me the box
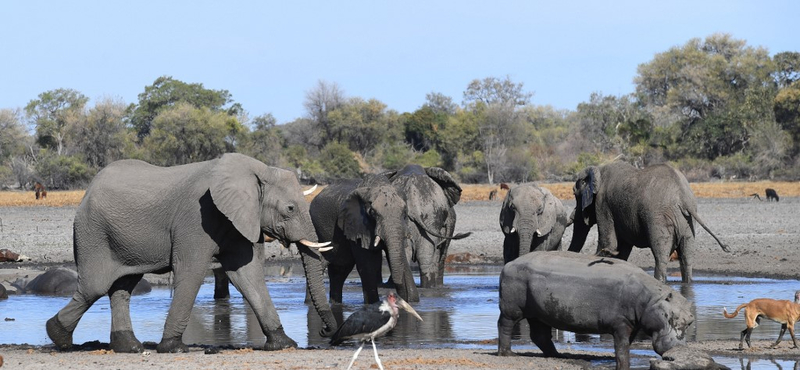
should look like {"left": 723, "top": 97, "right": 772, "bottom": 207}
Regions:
{"left": 371, "top": 340, "right": 385, "bottom": 370}
{"left": 346, "top": 342, "right": 365, "bottom": 370}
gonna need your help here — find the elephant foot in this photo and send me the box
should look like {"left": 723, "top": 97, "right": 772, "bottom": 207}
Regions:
{"left": 110, "top": 331, "right": 143, "bottom": 353}
{"left": 157, "top": 336, "right": 189, "bottom": 353}
{"left": 264, "top": 327, "right": 297, "bottom": 351}
{"left": 419, "top": 273, "right": 438, "bottom": 289}
{"left": 497, "top": 348, "right": 516, "bottom": 357}
{"left": 46, "top": 315, "right": 73, "bottom": 351}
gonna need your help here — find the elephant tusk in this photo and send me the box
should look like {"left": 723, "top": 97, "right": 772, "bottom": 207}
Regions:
{"left": 303, "top": 184, "right": 318, "bottom": 196}
{"left": 373, "top": 236, "right": 381, "bottom": 247}
{"left": 534, "top": 229, "right": 542, "bottom": 237}
{"left": 510, "top": 227, "right": 516, "bottom": 234}
{"left": 299, "top": 239, "right": 331, "bottom": 249}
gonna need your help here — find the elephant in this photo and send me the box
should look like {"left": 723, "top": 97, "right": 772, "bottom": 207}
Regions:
{"left": 45, "top": 153, "right": 335, "bottom": 354}
{"left": 309, "top": 174, "right": 419, "bottom": 304}
{"left": 498, "top": 251, "right": 695, "bottom": 370}
{"left": 568, "top": 161, "right": 730, "bottom": 283}
{"left": 383, "top": 164, "right": 471, "bottom": 288}
{"left": 499, "top": 184, "right": 572, "bottom": 264}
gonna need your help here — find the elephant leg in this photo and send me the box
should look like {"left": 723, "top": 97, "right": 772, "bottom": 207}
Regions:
{"left": 417, "top": 242, "right": 437, "bottom": 289}
{"left": 157, "top": 261, "right": 207, "bottom": 353}
{"left": 354, "top": 249, "right": 383, "bottom": 304}
{"left": 109, "top": 274, "right": 145, "bottom": 353}
{"left": 47, "top": 262, "right": 117, "bottom": 351}
{"left": 328, "top": 260, "right": 355, "bottom": 305}
{"left": 213, "top": 268, "right": 231, "bottom": 300}
{"left": 678, "top": 235, "right": 694, "bottom": 283}
{"left": 527, "top": 318, "right": 558, "bottom": 357}
{"left": 612, "top": 324, "right": 633, "bottom": 370}
{"left": 221, "top": 247, "right": 297, "bottom": 351}
{"left": 435, "top": 240, "right": 451, "bottom": 287}
{"left": 615, "top": 242, "right": 633, "bottom": 260}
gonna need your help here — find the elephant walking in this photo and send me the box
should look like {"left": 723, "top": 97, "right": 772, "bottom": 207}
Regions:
{"left": 46, "top": 153, "right": 334, "bottom": 353}
{"left": 568, "top": 161, "right": 730, "bottom": 283}
{"left": 383, "top": 165, "right": 471, "bottom": 288}
{"left": 499, "top": 184, "right": 572, "bottom": 264}
{"left": 310, "top": 175, "right": 419, "bottom": 304}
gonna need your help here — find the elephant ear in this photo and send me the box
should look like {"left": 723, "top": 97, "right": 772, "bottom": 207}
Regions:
{"left": 210, "top": 153, "right": 265, "bottom": 244}
{"left": 424, "top": 167, "right": 462, "bottom": 206}
{"left": 580, "top": 166, "right": 599, "bottom": 212}
{"left": 539, "top": 188, "right": 560, "bottom": 235}
{"left": 499, "top": 191, "right": 514, "bottom": 234}
{"left": 338, "top": 188, "right": 374, "bottom": 250}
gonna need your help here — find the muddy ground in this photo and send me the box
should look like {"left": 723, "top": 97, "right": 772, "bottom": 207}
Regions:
{"left": 1, "top": 196, "right": 799, "bottom": 369}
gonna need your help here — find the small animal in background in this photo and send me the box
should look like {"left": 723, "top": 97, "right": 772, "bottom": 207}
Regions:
{"left": 499, "top": 183, "right": 510, "bottom": 191}
{"left": 766, "top": 188, "right": 779, "bottom": 202}
{"left": 751, "top": 188, "right": 780, "bottom": 202}
{"left": 488, "top": 189, "right": 498, "bottom": 200}
{"left": 34, "top": 182, "right": 47, "bottom": 200}
{"left": 723, "top": 291, "right": 800, "bottom": 350}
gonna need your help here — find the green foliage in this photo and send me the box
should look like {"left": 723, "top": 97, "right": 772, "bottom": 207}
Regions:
{"left": 372, "top": 142, "right": 415, "bottom": 171}
{"left": 319, "top": 141, "right": 361, "bottom": 180}
{"left": 142, "top": 103, "right": 239, "bottom": 166}
{"left": 25, "top": 88, "right": 88, "bottom": 155}
{"left": 238, "top": 113, "right": 286, "bottom": 167}
{"left": 414, "top": 149, "right": 442, "bottom": 168}
{"left": 34, "top": 151, "right": 95, "bottom": 189}
{"left": 567, "top": 152, "right": 605, "bottom": 175}
{"left": 774, "top": 81, "right": 800, "bottom": 156}
{"left": 0, "top": 109, "right": 29, "bottom": 162}
{"left": 128, "top": 76, "right": 235, "bottom": 140}
{"left": 72, "top": 97, "right": 133, "bottom": 168}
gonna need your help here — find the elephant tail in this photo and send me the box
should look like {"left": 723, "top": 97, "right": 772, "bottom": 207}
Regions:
{"left": 722, "top": 303, "right": 747, "bottom": 318}
{"left": 687, "top": 209, "right": 730, "bottom": 253}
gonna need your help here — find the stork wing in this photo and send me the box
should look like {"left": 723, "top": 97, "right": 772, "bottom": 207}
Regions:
{"left": 330, "top": 302, "right": 391, "bottom": 345}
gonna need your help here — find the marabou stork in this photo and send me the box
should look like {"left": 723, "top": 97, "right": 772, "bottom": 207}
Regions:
{"left": 330, "top": 292, "right": 423, "bottom": 370}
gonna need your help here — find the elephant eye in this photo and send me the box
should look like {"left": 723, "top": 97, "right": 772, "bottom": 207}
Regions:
{"left": 287, "top": 203, "right": 296, "bottom": 214}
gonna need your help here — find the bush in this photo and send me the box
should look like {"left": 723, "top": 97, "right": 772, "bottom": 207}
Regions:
{"left": 319, "top": 142, "right": 361, "bottom": 181}
{"left": 35, "top": 153, "right": 95, "bottom": 189}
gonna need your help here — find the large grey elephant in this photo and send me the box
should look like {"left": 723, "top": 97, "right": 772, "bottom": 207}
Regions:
{"left": 498, "top": 251, "right": 695, "bottom": 370}
{"left": 309, "top": 174, "right": 419, "bottom": 304}
{"left": 499, "top": 184, "right": 572, "bottom": 264}
{"left": 46, "top": 153, "right": 335, "bottom": 354}
{"left": 383, "top": 165, "right": 471, "bottom": 288}
{"left": 568, "top": 161, "right": 730, "bottom": 283}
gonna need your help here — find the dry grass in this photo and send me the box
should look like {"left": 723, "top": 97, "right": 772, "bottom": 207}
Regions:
{"left": 462, "top": 181, "right": 800, "bottom": 201}
{"left": 0, "top": 181, "right": 797, "bottom": 207}
{"left": 0, "top": 190, "right": 85, "bottom": 207}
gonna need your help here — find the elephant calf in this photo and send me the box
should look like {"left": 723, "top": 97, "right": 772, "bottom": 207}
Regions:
{"left": 499, "top": 184, "right": 571, "bottom": 263}
{"left": 498, "top": 251, "right": 694, "bottom": 370}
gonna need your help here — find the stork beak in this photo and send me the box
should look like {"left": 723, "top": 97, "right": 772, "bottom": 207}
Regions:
{"left": 397, "top": 298, "right": 423, "bottom": 321}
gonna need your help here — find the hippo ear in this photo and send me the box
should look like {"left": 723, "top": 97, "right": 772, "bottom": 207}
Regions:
{"left": 338, "top": 188, "right": 374, "bottom": 250}
{"left": 210, "top": 153, "right": 265, "bottom": 244}
{"left": 425, "top": 167, "right": 462, "bottom": 206}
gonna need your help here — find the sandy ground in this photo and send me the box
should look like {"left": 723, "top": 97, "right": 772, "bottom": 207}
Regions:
{"left": 1, "top": 196, "right": 799, "bottom": 369}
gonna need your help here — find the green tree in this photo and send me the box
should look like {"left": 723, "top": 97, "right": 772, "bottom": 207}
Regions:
{"left": 0, "top": 109, "right": 29, "bottom": 162}
{"left": 774, "top": 81, "right": 800, "bottom": 156}
{"left": 328, "top": 98, "right": 401, "bottom": 157}
{"left": 128, "top": 76, "right": 235, "bottom": 140}
{"left": 303, "top": 80, "right": 345, "bottom": 149}
{"left": 634, "top": 33, "right": 775, "bottom": 160}
{"left": 773, "top": 51, "right": 800, "bottom": 88}
{"left": 238, "top": 113, "right": 286, "bottom": 167}
{"left": 463, "top": 76, "right": 533, "bottom": 183}
{"left": 142, "top": 102, "right": 241, "bottom": 166}
{"left": 25, "top": 88, "right": 88, "bottom": 156}
{"left": 72, "top": 97, "right": 133, "bottom": 168}
{"left": 318, "top": 141, "right": 361, "bottom": 180}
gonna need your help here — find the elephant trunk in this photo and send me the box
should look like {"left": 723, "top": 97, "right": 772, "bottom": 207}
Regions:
{"left": 385, "top": 230, "right": 419, "bottom": 302}
{"left": 567, "top": 210, "right": 590, "bottom": 253}
{"left": 296, "top": 243, "right": 338, "bottom": 337}
{"left": 517, "top": 227, "right": 536, "bottom": 259}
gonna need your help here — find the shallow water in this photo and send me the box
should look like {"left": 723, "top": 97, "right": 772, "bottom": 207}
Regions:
{"left": 1, "top": 264, "right": 798, "bottom": 369}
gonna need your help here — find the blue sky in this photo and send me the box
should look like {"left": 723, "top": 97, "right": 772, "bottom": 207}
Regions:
{"left": 2, "top": 1, "right": 798, "bottom": 124}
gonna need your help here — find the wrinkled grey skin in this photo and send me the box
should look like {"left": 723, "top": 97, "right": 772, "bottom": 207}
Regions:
{"left": 498, "top": 251, "right": 695, "bottom": 370}
{"left": 384, "top": 165, "right": 470, "bottom": 288}
{"left": 14, "top": 267, "right": 150, "bottom": 296}
{"left": 568, "top": 161, "right": 730, "bottom": 283}
{"left": 46, "top": 153, "right": 334, "bottom": 354}
{"left": 309, "top": 175, "right": 419, "bottom": 304}
{"left": 499, "top": 184, "right": 572, "bottom": 264}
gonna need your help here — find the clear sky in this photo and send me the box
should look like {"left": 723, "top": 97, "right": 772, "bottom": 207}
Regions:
{"left": 2, "top": 1, "right": 798, "bottom": 124}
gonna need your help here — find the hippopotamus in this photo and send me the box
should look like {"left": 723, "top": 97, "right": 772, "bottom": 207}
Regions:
{"left": 13, "top": 267, "right": 151, "bottom": 296}
{"left": 498, "top": 251, "right": 694, "bottom": 370}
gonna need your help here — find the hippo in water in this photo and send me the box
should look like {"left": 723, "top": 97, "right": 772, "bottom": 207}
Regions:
{"left": 498, "top": 251, "right": 707, "bottom": 370}
{"left": 13, "top": 267, "right": 151, "bottom": 296}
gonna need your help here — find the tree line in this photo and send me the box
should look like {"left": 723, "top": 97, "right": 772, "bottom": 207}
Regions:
{"left": 2, "top": 33, "right": 799, "bottom": 190}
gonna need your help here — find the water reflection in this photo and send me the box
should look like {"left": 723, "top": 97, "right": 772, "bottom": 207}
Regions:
{"left": 1, "top": 263, "right": 798, "bottom": 365}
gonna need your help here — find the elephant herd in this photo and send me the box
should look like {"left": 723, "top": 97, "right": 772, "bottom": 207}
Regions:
{"left": 45, "top": 154, "right": 732, "bottom": 367}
